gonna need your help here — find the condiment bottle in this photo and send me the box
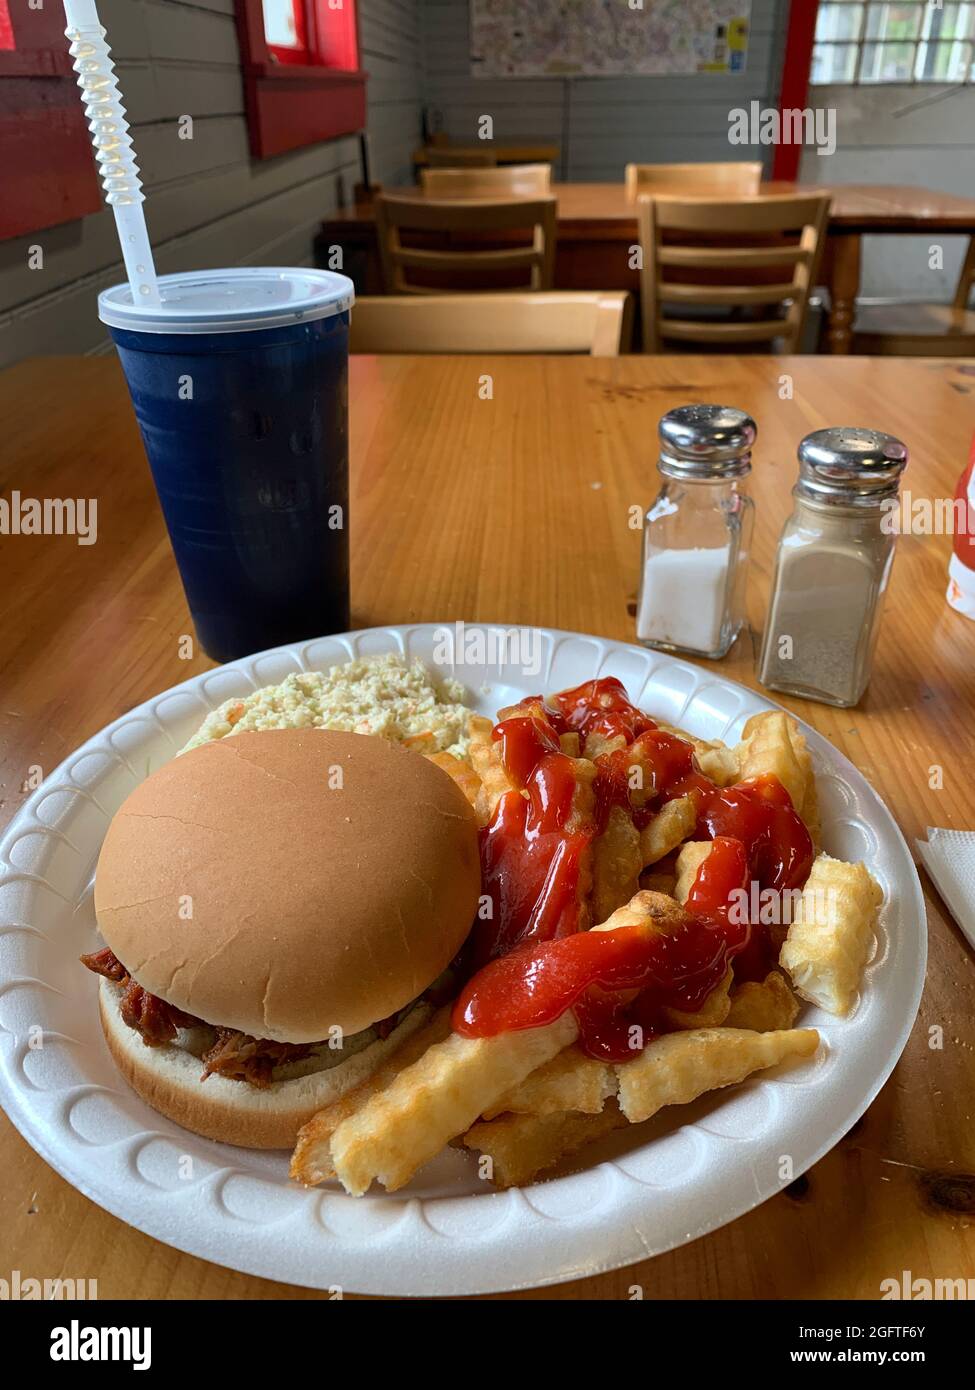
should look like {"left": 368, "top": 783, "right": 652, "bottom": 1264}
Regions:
{"left": 758, "top": 427, "right": 908, "bottom": 707}
{"left": 636, "top": 404, "right": 756, "bottom": 660}
{"left": 946, "top": 430, "right": 975, "bottom": 618}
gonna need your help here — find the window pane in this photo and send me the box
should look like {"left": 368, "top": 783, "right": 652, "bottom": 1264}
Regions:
{"left": 921, "top": 2, "right": 975, "bottom": 40}
{"left": 811, "top": 42, "right": 860, "bottom": 81}
{"left": 263, "top": 0, "right": 302, "bottom": 48}
{"left": 816, "top": 4, "right": 866, "bottom": 41}
{"left": 915, "top": 38, "right": 973, "bottom": 77}
{"left": 860, "top": 40, "right": 917, "bottom": 78}
{"left": 865, "top": 3, "right": 924, "bottom": 40}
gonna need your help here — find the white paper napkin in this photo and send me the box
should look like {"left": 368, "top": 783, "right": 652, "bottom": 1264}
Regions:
{"left": 916, "top": 828, "right": 975, "bottom": 953}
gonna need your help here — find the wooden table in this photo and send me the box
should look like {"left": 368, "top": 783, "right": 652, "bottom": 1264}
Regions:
{"left": 413, "top": 142, "right": 560, "bottom": 169}
{"left": 2, "top": 353, "right": 975, "bottom": 1300}
{"left": 322, "top": 182, "right": 975, "bottom": 353}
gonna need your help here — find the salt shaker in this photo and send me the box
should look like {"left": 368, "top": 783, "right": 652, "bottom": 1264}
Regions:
{"left": 636, "top": 404, "right": 756, "bottom": 659}
{"left": 758, "top": 427, "right": 908, "bottom": 707}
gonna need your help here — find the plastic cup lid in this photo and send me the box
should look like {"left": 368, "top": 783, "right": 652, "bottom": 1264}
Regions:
{"left": 98, "top": 267, "right": 354, "bottom": 334}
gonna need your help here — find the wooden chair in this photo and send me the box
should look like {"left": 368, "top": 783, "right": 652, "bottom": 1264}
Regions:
{"left": 420, "top": 163, "right": 552, "bottom": 197}
{"left": 852, "top": 238, "right": 975, "bottom": 355}
{"left": 374, "top": 194, "right": 557, "bottom": 293}
{"left": 349, "top": 292, "right": 633, "bottom": 356}
{"left": 424, "top": 147, "right": 497, "bottom": 168}
{"left": 637, "top": 193, "right": 831, "bottom": 353}
{"left": 625, "top": 161, "right": 763, "bottom": 200}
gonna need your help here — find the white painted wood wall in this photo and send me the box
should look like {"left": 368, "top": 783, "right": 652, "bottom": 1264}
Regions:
{"left": 420, "top": 0, "right": 788, "bottom": 177}
{"left": 0, "top": 0, "right": 424, "bottom": 367}
{"left": 799, "top": 85, "right": 975, "bottom": 300}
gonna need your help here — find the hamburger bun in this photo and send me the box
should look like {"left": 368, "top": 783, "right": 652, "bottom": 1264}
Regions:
{"left": 90, "top": 728, "right": 480, "bottom": 1148}
{"left": 94, "top": 728, "right": 480, "bottom": 1040}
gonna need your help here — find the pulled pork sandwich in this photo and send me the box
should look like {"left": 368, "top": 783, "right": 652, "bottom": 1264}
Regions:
{"left": 82, "top": 728, "right": 480, "bottom": 1149}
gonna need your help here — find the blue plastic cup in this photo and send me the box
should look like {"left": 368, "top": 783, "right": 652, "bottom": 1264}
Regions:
{"left": 99, "top": 268, "right": 354, "bottom": 663}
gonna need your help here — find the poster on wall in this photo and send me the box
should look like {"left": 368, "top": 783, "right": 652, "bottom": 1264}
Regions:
{"left": 470, "top": 0, "right": 750, "bottom": 78}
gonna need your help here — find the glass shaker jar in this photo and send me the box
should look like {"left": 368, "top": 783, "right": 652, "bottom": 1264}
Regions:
{"left": 758, "top": 427, "right": 909, "bottom": 707}
{"left": 636, "top": 404, "right": 756, "bottom": 660}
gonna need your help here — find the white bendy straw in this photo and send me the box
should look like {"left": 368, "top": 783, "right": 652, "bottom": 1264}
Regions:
{"left": 62, "top": 0, "right": 160, "bottom": 305}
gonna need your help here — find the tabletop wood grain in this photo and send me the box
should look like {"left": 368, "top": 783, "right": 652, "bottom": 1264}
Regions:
{"left": 2, "top": 352, "right": 975, "bottom": 1300}
{"left": 328, "top": 181, "right": 975, "bottom": 233}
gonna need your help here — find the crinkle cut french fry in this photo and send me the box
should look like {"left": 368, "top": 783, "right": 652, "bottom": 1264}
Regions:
{"left": 592, "top": 804, "right": 643, "bottom": 922}
{"left": 468, "top": 713, "right": 494, "bottom": 742}
{"left": 326, "top": 1013, "right": 579, "bottom": 1195}
{"left": 663, "top": 965, "right": 733, "bottom": 1030}
{"left": 463, "top": 1102, "right": 629, "bottom": 1188}
{"left": 736, "top": 711, "right": 806, "bottom": 815}
{"left": 290, "top": 1006, "right": 452, "bottom": 1185}
{"left": 692, "top": 738, "right": 739, "bottom": 787}
{"left": 654, "top": 723, "right": 738, "bottom": 788}
{"left": 779, "top": 853, "right": 882, "bottom": 1016}
{"left": 591, "top": 888, "right": 690, "bottom": 937}
{"left": 470, "top": 731, "right": 517, "bottom": 826}
{"left": 640, "top": 795, "right": 697, "bottom": 866}
{"left": 674, "top": 840, "right": 713, "bottom": 903}
{"left": 496, "top": 698, "right": 545, "bottom": 722}
{"left": 725, "top": 971, "right": 800, "bottom": 1032}
{"left": 486, "top": 889, "right": 691, "bottom": 1121}
{"left": 736, "top": 710, "right": 820, "bottom": 845}
{"left": 639, "top": 865, "right": 677, "bottom": 897}
{"left": 783, "top": 720, "right": 821, "bottom": 847}
{"left": 425, "top": 751, "right": 482, "bottom": 809}
{"left": 583, "top": 730, "right": 627, "bottom": 760}
{"left": 484, "top": 1045, "right": 616, "bottom": 1119}
{"left": 616, "top": 1026, "right": 820, "bottom": 1124}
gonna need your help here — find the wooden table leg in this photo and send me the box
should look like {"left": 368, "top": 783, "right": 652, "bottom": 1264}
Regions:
{"left": 821, "top": 232, "right": 861, "bottom": 354}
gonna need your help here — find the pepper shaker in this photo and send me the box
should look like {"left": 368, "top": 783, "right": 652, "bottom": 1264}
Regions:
{"left": 758, "top": 427, "right": 909, "bottom": 707}
{"left": 636, "top": 404, "right": 756, "bottom": 660}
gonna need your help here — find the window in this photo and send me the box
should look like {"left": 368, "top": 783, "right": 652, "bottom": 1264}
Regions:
{"left": 236, "top": 0, "right": 365, "bottom": 158}
{"left": 811, "top": 2, "right": 975, "bottom": 84}
{"left": 0, "top": 1, "right": 102, "bottom": 242}
{"left": 263, "top": 0, "right": 309, "bottom": 65}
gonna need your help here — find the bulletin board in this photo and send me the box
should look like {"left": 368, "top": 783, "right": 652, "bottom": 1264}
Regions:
{"left": 470, "top": 0, "right": 750, "bottom": 78}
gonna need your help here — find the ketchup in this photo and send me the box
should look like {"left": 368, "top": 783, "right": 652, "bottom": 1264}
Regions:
{"left": 470, "top": 716, "right": 595, "bottom": 968}
{"left": 594, "top": 729, "right": 697, "bottom": 829}
{"left": 454, "top": 844, "right": 750, "bottom": 1062}
{"left": 699, "top": 775, "right": 813, "bottom": 893}
{"left": 509, "top": 677, "right": 659, "bottom": 745}
{"left": 466, "top": 677, "right": 813, "bottom": 1054}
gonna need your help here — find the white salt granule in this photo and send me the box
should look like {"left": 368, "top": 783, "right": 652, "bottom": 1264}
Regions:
{"left": 636, "top": 546, "right": 731, "bottom": 654}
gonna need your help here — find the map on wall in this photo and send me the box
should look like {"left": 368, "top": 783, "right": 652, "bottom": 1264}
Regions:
{"left": 470, "top": 0, "right": 750, "bottom": 78}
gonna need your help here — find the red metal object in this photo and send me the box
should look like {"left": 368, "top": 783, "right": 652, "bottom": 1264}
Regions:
{"left": 235, "top": 0, "right": 366, "bottom": 160}
{"left": 0, "top": 0, "right": 102, "bottom": 240}
{"left": 773, "top": 0, "right": 821, "bottom": 181}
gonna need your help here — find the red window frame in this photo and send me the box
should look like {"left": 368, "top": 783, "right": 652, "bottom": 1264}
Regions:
{"left": 236, "top": 0, "right": 366, "bottom": 160}
{"left": 0, "top": 0, "right": 102, "bottom": 242}
{"left": 265, "top": 0, "right": 310, "bottom": 66}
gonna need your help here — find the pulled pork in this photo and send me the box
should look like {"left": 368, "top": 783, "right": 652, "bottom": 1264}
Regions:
{"left": 199, "top": 1029, "right": 315, "bottom": 1087}
{"left": 80, "top": 947, "right": 316, "bottom": 1088}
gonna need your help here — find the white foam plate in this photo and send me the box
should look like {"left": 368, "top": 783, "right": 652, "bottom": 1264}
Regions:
{"left": 0, "top": 624, "right": 926, "bottom": 1296}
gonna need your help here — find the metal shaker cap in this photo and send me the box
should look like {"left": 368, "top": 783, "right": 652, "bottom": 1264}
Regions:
{"left": 658, "top": 404, "right": 757, "bottom": 480}
{"left": 797, "top": 427, "right": 908, "bottom": 504}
